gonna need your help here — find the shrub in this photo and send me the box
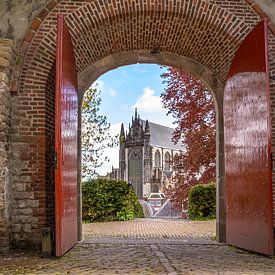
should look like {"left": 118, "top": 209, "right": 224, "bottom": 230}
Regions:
{"left": 188, "top": 183, "right": 216, "bottom": 220}
{"left": 82, "top": 179, "right": 144, "bottom": 222}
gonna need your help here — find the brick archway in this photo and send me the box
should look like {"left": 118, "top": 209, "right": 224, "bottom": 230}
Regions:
{"left": 2, "top": 0, "right": 275, "bottom": 252}
{"left": 78, "top": 50, "right": 222, "bottom": 97}
{"left": 77, "top": 50, "right": 225, "bottom": 242}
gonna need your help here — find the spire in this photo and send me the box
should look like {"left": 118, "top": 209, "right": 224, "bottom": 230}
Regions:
{"left": 128, "top": 123, "right": 131, "bottom": 138}
{"left": 135, "top": 107, "right": 138, "bottom": 119}
{"left": 120, "top": 123, "right": 125, "bottom": 137}
{"left": 145, "top": 119, "right": 150, "bottom": 134}
{"left": 119, "top": 123, "right": 125, "bottom": 145}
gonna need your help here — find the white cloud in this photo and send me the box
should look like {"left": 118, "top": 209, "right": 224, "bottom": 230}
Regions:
{"left": 108, "top": 88, "right": 117, "bottom": 97}
{"left": 132, "top": 87, "right": 174, "bottom": 128}
{"left": 132, "top": 87, "right": 163, "bottom": 112}
{"left": 109, "top": 122, "right": 121, "bottom": 137}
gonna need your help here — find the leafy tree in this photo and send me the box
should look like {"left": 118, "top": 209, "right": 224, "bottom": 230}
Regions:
{"left": 81, "top": 87, "right": 118, "bottom": 180}
{"left": 161, "top": 67, "right": 216, "bottom": 210}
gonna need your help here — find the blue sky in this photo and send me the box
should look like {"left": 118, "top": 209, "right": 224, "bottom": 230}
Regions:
{"left": 89, "top": 64, "right": 175, "bottom": 175}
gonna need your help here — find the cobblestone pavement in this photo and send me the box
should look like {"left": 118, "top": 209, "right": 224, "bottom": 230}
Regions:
{"left": 1, "top": 219, "right": 275, "bottom": 274}
{"left": 82, "top": 218, "right": 216, "bottom": 241}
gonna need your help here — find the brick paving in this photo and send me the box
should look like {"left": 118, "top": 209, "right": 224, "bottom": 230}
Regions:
{"left": 82, "top": 218, "right": 216, "bottom": 240}
{"left": 1, "top": 218, "right": 275, "bottom": 274}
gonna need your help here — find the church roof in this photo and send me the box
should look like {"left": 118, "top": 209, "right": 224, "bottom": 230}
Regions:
{"left": 141, "top": 120, "right": 182, "bottom": 150}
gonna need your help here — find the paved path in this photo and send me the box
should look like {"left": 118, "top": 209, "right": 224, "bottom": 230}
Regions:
{"left": 1, "top": 219, "right": 275, "bottom": 274}
{"left": 82, "top": 218, "right": 215, "bottom": 241}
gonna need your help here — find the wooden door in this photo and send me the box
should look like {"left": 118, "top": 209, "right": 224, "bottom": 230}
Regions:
{"left": 224, "top": 20, "right": 273, "bottom": 255}
{"left": 55, "top": 15, "right": 78, "bottom": 257}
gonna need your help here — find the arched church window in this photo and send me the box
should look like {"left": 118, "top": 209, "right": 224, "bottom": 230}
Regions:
{"left": 165, "top": 152, "right": 171, "bottom": 170}
{"left": 154, "top": 150, "right": 161, "bottom": 168}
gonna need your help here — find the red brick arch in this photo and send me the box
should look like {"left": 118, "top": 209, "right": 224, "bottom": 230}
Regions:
{"left": 78, "top": 51, "right": 222, "bottom": 98}
{"left": 10, "top": 0, "right": 275, "bottom": 250}
{"left": 13, "top": 0, "right": 275, "bottom": 90}
{"left": 18, "top": 0, "right": 262, "bottom": 90}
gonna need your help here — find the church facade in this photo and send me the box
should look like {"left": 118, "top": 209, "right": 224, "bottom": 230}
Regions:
{"left": 119, "top": 110, "right": 182, "bottom": 198}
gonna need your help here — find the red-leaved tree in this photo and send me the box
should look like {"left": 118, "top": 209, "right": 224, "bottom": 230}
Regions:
{"left": 161, "top": 67, "right": 216, "bottom": 211}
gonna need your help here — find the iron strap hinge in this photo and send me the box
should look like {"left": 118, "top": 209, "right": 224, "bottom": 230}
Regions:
{"left": 54, "top": 151, "right": 58, "bottom": 169}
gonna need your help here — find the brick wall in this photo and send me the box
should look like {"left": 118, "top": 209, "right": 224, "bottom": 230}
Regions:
{"left": 10, "top": 49, "right": 54, "bottom": 250}
{"left": 0, "top": 39, "right": 13, "bottom": 252}
{"left": 7, "top": 0, "right": 275, "bottom": 250}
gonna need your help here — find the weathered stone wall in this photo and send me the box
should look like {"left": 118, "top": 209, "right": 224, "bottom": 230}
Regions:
{"left": 0, "top": 0, "right": 48, "bottom": 45}
{"left": 0, "top": 38, "right": 13, "bottom": 252}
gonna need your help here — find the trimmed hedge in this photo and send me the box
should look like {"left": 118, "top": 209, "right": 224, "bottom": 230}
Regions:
{"left": 188, "top": 183, "right": 216, "bottom": 220}
{"left": 82, "top": 179, "right": 144, "bottom": 222}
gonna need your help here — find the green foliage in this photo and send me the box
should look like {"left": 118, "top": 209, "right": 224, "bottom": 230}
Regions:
{"left": 82, "top": 87, "right": 118, "bottom": 180}
{"left": 188, "top": 183, "right": 216, "bottom": 220}
{"left": 82, "top": 179, "right": 144, "bottom": 222}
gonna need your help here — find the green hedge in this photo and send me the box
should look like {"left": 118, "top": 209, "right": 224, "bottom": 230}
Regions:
{"left": 188, "top": 183, "right": 216, "bottom": 220}
{"left": 82, "top": 179, "right": 144, "bottom": 222}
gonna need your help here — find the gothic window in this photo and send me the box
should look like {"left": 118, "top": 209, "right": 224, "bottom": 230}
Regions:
{"left": 154, "top": 150, "right": 161, "bottom": 168}
{"left": 165, "top": 152, "right": 171, "bottom": 170}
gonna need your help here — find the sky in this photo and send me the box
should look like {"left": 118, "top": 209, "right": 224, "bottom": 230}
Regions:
{"left": 88, "top": 64, "right": 175, "bottom": 176}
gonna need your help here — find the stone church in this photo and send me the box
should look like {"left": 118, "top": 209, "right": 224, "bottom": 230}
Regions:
{"left": 119, "top": 109, "right": 182, "bottom": 198}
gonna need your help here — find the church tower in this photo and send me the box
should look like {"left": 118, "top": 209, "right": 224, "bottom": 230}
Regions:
{"left": 124, "top": 109, "right": 144, "bottom": 198}
{"left": 119, "top": 123, "right": 126, "bottom": 180}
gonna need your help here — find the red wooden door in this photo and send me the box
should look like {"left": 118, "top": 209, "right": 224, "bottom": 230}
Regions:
{"left": 55, "top": 15, "right": 78, "bottom": 257}
{"left": 224, "top": 20, "right": 273, "bottom": 255}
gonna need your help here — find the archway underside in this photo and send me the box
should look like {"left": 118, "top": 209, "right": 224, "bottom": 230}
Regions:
{"left": 8, "top": 0, "right": 275, "bottom": 250}
{"left": 20, "top": 1, "right": 262, "bottom": 88}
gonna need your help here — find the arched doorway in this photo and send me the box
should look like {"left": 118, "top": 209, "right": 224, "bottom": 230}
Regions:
{"left": 5, "top": 0, "right": 275, "bottom": 256}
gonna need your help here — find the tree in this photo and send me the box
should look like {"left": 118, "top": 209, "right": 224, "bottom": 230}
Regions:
{"left": 161, "top": 67, "right": 216, "bottom": 210}
{"left": 81, "top": 87, "right": 118, "bottom": 180}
